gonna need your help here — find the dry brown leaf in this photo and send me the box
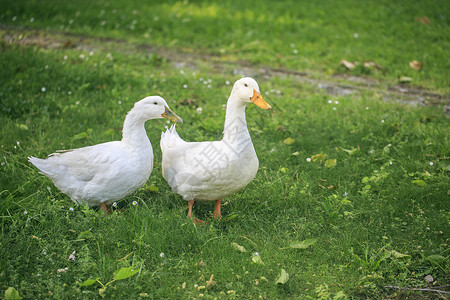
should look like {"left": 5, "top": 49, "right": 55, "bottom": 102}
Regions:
{"left": 340, "top": 59, "right": 357, "bottom": 70}
{"left": 415, "top": 16, "right": 430, "bottom": 25}
{"left": 409, "top": 60, "right": 424, "bottom": 70}
{"left": 363, "top": 61, "right": 382, "bottom": 69}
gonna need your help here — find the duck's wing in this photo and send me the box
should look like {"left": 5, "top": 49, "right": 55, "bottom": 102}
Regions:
{"left": 29, "top": 141, "right": 127, "bottom": 183}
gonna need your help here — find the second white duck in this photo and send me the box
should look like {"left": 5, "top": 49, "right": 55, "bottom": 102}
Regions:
{"left": 160, "top": 77, "right": 271, "bottom": 221}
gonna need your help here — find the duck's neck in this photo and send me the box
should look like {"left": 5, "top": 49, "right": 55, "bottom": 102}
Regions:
{"left": 121, "top": 111, "right": 151, "bottom": 150}
{"left": 223, "top": 96, "right": 251, "bottom": 143}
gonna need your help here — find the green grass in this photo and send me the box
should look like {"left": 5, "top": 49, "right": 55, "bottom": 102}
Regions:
{"left": 1, "top": 1, "right": 449, "bottom": 299}
{"left": 1, "top": 0, "right": 449, "bottom": 92}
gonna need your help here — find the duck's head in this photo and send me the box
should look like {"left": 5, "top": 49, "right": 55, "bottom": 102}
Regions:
{"left": 232, "top": 77, "right": 271, "bottom": 109}
{"left": 135, "top": 96, "right": 183, "bottom": 123}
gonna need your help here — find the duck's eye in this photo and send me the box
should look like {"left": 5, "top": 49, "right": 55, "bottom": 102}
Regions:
{"left": 153, "top": 102, "right": 158, "bottom": 105}
{"left": 244, "top": 83, "right": 248, "bottom": 87}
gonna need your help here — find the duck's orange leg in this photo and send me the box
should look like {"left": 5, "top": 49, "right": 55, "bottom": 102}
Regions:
{"left": 213, "top": 199, "right": 222, "bottom": 219}
{"left": 187, "top": 200, "right": 194, "bottom": 218}
{"left": 100, "top": 202, "right": 111, "bottom": 214}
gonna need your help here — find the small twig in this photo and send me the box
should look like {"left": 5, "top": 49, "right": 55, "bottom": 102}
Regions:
{"left": 385, "top": 285, "right": 450, "bottom": 294}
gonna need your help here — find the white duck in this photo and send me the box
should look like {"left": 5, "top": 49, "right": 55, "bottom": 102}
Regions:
{"left": 160, "top": 77, "right": 271, "bottom": 221}
{"left": 29, "top": 96, "right": 183, "bottom": 212}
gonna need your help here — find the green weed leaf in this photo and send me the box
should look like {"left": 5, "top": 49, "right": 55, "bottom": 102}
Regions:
{"left": 77, "top": 230, "right": 94, "bottom": 240}
{"left": 412, "top": 179, "right": 426, "bottom": 186}
{"left": 4, "top": 287, "right": 22, "bottom": 300}
{"left": 80, "top": 278, "right": 100, "bottom": 286}
{"left": 275, "top": 269, "right": 289, "bottom": 284}
{"left": 289, "top": 238, "right": 317, "bottom": 249}
{"left": 231, "top": 242, "right": 246, "bottom": 252}
{"left": 113, "top": 267, "right": 139, "bottom": 281}
{"left": 325, "top": 159, "right": 337, "bottom": 168}
{"left": 427, "top": 254, "right": 445, "bottom": 263}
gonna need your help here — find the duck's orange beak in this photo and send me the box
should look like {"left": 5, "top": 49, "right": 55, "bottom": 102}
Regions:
{"left": 251, "top": 89, "right": 271, "bottom": 110}
{"left": 162, "top": 106, "right": 183, "bottom": 123}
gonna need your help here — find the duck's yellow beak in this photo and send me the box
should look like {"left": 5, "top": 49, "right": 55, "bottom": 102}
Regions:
{"left": 251, "top": 89, "right": 271, "bottom": 110}
{"left": 162, "top": 106, "right": 183, "bottom": 123}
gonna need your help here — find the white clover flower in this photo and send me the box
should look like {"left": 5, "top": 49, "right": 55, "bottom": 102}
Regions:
{"left": 381, "top": 120, "right": 385, "bottom": 123}
{"left": 196, "top": 107, "right": 203, "bottom": 114}
{"left": 1, "top": 162, "right": 5, "bottom": 166}
{"left": 225, "top": 80, "right": 230, "bottom": 85}
{"left": 112, "top": 202, "right": 117, "bottom": 207}
{"left": 68, "top": 91, "right": 72, "bottom": 95}
{"left": 45, "top": 65, "right": 49, "bottom": 69}
{"left": 353, "top": 33, "right": 359, "bottom": 38}
{"left": 429, "top": 162, "right": 434, "bottom": 166}
{"left": 290, "top": 43, "right": 295, "bottom": 48}
{"left": 328, "top": 100, "right": 332, "bottom": 104}
{"left": 293, "top": 49, "right": 298, "bottom": 54}
{"left": 369, "top": 150, "right": 374, "bottom": 154}
{"left": 69, "top": 207, "right": 74, "bottom": 211}
{"left": 132, "top": 201, "right": 137, "bottom": 206}
{"left": 343, "top": 192, "right": 348, "bottom": 197}
{"left": 333, "top": 107, "right": 337, "bottom": 111}
{"left": 199, "top": 77, "right": 203, "bottom": 82}
{"left": 306, "top": 158, "right": 311, "bottom": 162}
{"left": 159, "top": 252, "right": 165, "bottom": 258}
{"left": 389, "top": 161, "right": 393, "bottom": 165}
{"left": 207, "top": 84, "right": 211, "bottom": 88}
{"left": 253, "top": 251, "right": 259, "bottom": 256}
{"left": 183, "top": 84, "right": 188, "bottom": 88}
{"left": 366, "top": 107, "right": 369, "bottom": 110}
{"left": 30, "top": 17, "right": 35, "bottom": 22}
{"left": 41, "top": 87, "right": 46, "bottom": 92}
{"left": 334, "top": 100, "right": 339, "bottom": 104}
{"left": 12, "top": 16, "right": 17, "bottom": 21}
{"left": 16, "top": 141, "right": 20, "bottom": 145}
{"left": 89, "top": 51, "right": 94, "bottom": 56}
{"left": 118, "top": 101, "right": 122, "bottom": 105}
{"left": 23, "top": 210, "right": 28, "bottom": 215}
{"left": 64, "top": 55, "right": 68, "bottom": 60}
{"left": 79, "top": 54, "right": 85, "bottom": 59}
{"left": 69, "top": 19, "right": 73, "bottom": 24}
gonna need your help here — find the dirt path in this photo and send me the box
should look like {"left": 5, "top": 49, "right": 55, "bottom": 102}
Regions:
{"left": 2, "top": 25, "right": 449, "bottom": 114}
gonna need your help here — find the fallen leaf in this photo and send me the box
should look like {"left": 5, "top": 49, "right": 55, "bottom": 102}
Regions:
{"left": 252, "top": 255, "right": 264, "bottom": 265}
{"left": 283, "top": 137, "right": 295, "bottom": 145}
{"left": 325, "top": 159, "right": 337, "bottom": 168}
{"left": 340, "top": 59, "right": 357, "bottom": 70}
{"left": 231, "top": 242, "right": 246, "bottom": 252}
{"left": 363, "top": 61, "right": 382, "bottom": 69}
{"left": 288, "top": 238, "right": 317, "bottom": 249}
{"left": 206, "top": 275, "right": 216, "bottom": 287}
{"left": 398, "top": 76, "right": 413, "bottom": 83}
{"left": 311, "top": 153, "right": 327, "bottom": 163}
{"left": 415, "top": 16, "right": 429, "bottom": 25}
{"left": 409, "top": 60, "right": 423, "bottom": 70}
{"left": 275, "top": 269, "right": 289, "bottom": 285}
{"left": 178, "top": 98, "right": 197, "bottom": 107}
{"left": 276, "top": 125, "right": 288, "bottom": 132}
{"left": 68, "top": 250, "right": 76, "bottom": 261}
{"left": 291, "top": 151, "right": 300, "bottom": 156}
{"left": 390, "top": 250, "right": 411, "bottom": 259}
{"left": 17, "top": 124, "right": 28, "bottom": 130}
{"left": 340, "top": 146, "right": 360, "bottom": 155}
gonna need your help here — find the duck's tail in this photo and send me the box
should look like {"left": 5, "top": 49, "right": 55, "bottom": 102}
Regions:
{"left": 160, "top": 124, "right": 183, "bottom": 150}
{"left": 28, "top": 156, "right": 56, "bottom": 177}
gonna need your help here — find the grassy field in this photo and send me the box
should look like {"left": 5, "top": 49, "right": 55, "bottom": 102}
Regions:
{"left": 1, "top": 0, "right": 449, "bottom": 299}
